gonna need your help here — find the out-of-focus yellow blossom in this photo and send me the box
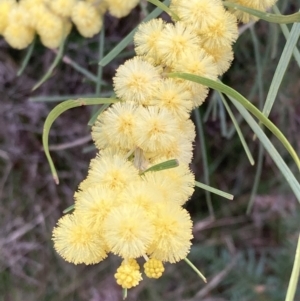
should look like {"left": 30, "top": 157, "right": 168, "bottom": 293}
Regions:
{"left": 115, "top": 259, "right": 142, "bottom": 289}
{"left": 227, "top": 0, "right": 278, "bottom": 23}
{"left": 106, "top": 0, "right": 139, "bottom": 18}
{"left": 71, "top": 1, "right": 103, "bottom": 38}
{"left": 4, "top": 22, "right": 34, "bottom": 49}
{"left": 0, "top": 0, "right": 16, "bottom": 34}
{"left": 47, "top": 0, "right": 76, "bottom": 17}
{"left": 144, "top": 258, "right": 164, "bottom": 278}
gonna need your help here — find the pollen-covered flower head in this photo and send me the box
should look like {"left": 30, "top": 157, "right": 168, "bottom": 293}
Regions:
{"left": 147, "top": 203, "right": 193, "bottom": 263}
{"left": 47, "top": 0, "right": 76, "bottom": 17}
{"left": 106, "top": 0, "right": 139, "bottom": 18}
{"left": 52, "top": 212, "right": 108, "bottom": 265}
{"left": 156, "top": 22, "right": 200, "bottom": 68}
{"left": 133, "top": 106, "right": 179, "bottom": 153}
{"left": 80, "top": 153, "right": 139, "bottom": 192}
{"left": 197, "top": 10, "right": 239, "bottom": 49}
{"left": 149, "top": 78, "right": 193, "bottom": 120}
{"left": 201, "top": 44, "right": 234, "bottom": 76}
{"left": 4, "top": 23, "right": 34, "bottom": 49}
{"left": 115, "top": 259, "right": 142, "bottom": 288}
{"left": 0, "top": 0, "right": 16, "bottom": 34}
{"left": 71, "top": 1, "right": 103, "bottom": 38}
{"left": 170, "top": 0, "right": 225, "bottom": 31}
{"left": 173, "top": 49, "right": 218, "bottom": 107}
{"left": 74, "top": 185, "right": 120, "bottom": 231}
{"left": 227, "top": 0, "right": 278, "bottom": 23}
{"left": 103, "top": 204, "right": 154, "bottom": 258}
{"left": 8, "top": 4, "right": 31, "bottom": 27}
{"left": 142, "top": 160, "right": 195, "bottom": 205}
{"left": 134, "top": 18, "right": 166, "bottom": 65}
{"left": 20, "top": 1, "right": 47, "bottom": 28}
{"left": 92, "top": 101, "right": 138, "bottom": 150}
{"left": 119, "top": 179, "right": 164, "bottom": 212}
{"left": 36, "top": 10, "right": 65, "bottom": 49}
{"left": 113, "top": 56, "right": 162, "bottom": 105}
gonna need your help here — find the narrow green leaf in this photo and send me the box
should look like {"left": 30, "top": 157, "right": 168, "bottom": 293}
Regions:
{"left": 168, "top": 73, "right": 300, "bottom": 171}
{"left": 17, "top": 37, "right": 36, "bottom": 76}
{"left": 229, "top": 96, "right": 300, "bottom": 203}
{"left": 32, "top": 38, "right": 65, "bottom": 91}
{"left": 263, "top": 20, "right": 300, "bottom": 117}
{"left": 43, "top": 98, "right": 118, "bottom": 184}
{"left": 195, "top": 181, "right": 234, "bottom": 200}
{"left": 140, "top": 159, "right": 179, "bottom": 174}
{"left": 219, "top": 93, "right": 255, "bottom": 165}
{"left": 63, "top": 204, "right": 75, "bottom": 214}
{"left": 184, "top": 258, "right": 207, "bottom": 283}
{"left": 147, "top": 0, "right": 179, "bottom": 20}
{"left": 223, "top": 1, "right": 300, "bottom": 23}
{"left": 193, "top": 109, "right": 214, "bottom": 219}
{"left": 29, "top": 93, "right": 112, "bottom": 102}
{"left": 285, "top": 234, "right": 300, "bottom": 301}
{"left": 99, "top": 0, "right": 170, "bottom": 66}
{"left": 96, "top": 26, "right": 105, "bottom": 95}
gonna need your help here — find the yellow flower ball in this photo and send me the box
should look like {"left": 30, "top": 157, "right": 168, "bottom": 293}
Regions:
{"left": 147, "top": 203, "right": 193, "bottom": 263}
{"left": 113, "top": 56, "right": 162, "bottom": 105}
{"left": 79, "top": 152, "right": 139, "bottom": 192}
{"left": 144, "top": 258, "right": 164, "bottom": 279}
{"left": 115, "top": 259, "right": 142, "bottom": 289}
{"left": 71, "top": 1, "right": 103, "bottom": 38}
{"left": 52, "top": 213, "right": 107, "bottom": 265}
{"left": 0, "top": 0, "right": 16, "bottom": 34}
{"left": 47, "top": 0, "right": 76, "bottom": 17}
{"left": 103, "top": 204, "right": 154, "bottom": 259}
{"left": 106, "top": 0, "right": 139, "bottom": 18}
{"left": 4, "top": 23, "right": 34, "bottom": 49}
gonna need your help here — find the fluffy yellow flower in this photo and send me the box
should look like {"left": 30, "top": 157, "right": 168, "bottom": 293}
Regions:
{"left": 142, "top": 162, "right": 194, "bottom": 205}
{"left": 156, "top": 22, "right": 200, "bottom": 68}
{"left": 202, "top": 44, "right": 234, "bottom": 76}
{"left": 8, "top": 4, "right": 31, "bottom": 27}
{"left": 198, "top": 10, "right": 239, "bottom": 49}
{"left": 47, "top": 0, "right": 76, "bottom": 17}
{"left": 74, "top": 185, "right": 120, "bottom": 231}
{"left": 227, "top": 0, "right": 278, "bottom": 23}
{"left": 106, "top": 0, "right": 139, "bottom": 18}
{"left": 36, "top": 10, "right": 65, "bottom": 49}
{"left": 113, "top": 56, "right": 161, "bottom": 105}
{"left": 52, "top": 213, "right": 107, "bottom": 265}
{"left": 144, "top": 258, "right": 164, "bottom": 279}
{"left": 173, "top": 49, "right": 218, "bottom": 107}
{"left": 80, "top": 153, "right": 139, "bottom": 192}
{"left": 71, "top": 1, "right": 103, "bottom": 38}
{"left": 133, "top": 106, "right": 179, "bottom": 153}
{"left": 119, "top": 179, "right": 163, "bottom": 212}
{"left": 4, "top": 23, "right": 34, "bottom": 49}
{"left": 147, "top": 203, "right": 193, "bottom": 263}
{"left": 170, "top": 0, "right": 225, "bottom": 31}
{"left": 177, "top": 117, "right": 196, "bottom": 142}
{"left": 20, "top": 2, "right": 47, "bottom": 28}
{"left": 115, "top": 259, "right": 142, "bottom": 289}
{"left": 149, "top": 78, "right": 193, "bottom": 120}
{"left": 0, "top": 0, "right": 16, "bottom": 34}
{"left": 146, "top": 135, "right": 193, "bottom": 165}
{"left": 134, "top": 18, "right": 166, "bottom": 65}
{"left": 103, "top": 204, "right": 154, "bottom": 258}
{"left": 92, "top": 101, "right": 138, "bottom": 150}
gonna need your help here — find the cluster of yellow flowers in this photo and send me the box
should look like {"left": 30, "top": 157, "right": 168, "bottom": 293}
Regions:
{"left": 52, "top": 0, "right": 277, "bottom": 292}
{"left": 0, "top": 0, "right": 139, "bottom": 50}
